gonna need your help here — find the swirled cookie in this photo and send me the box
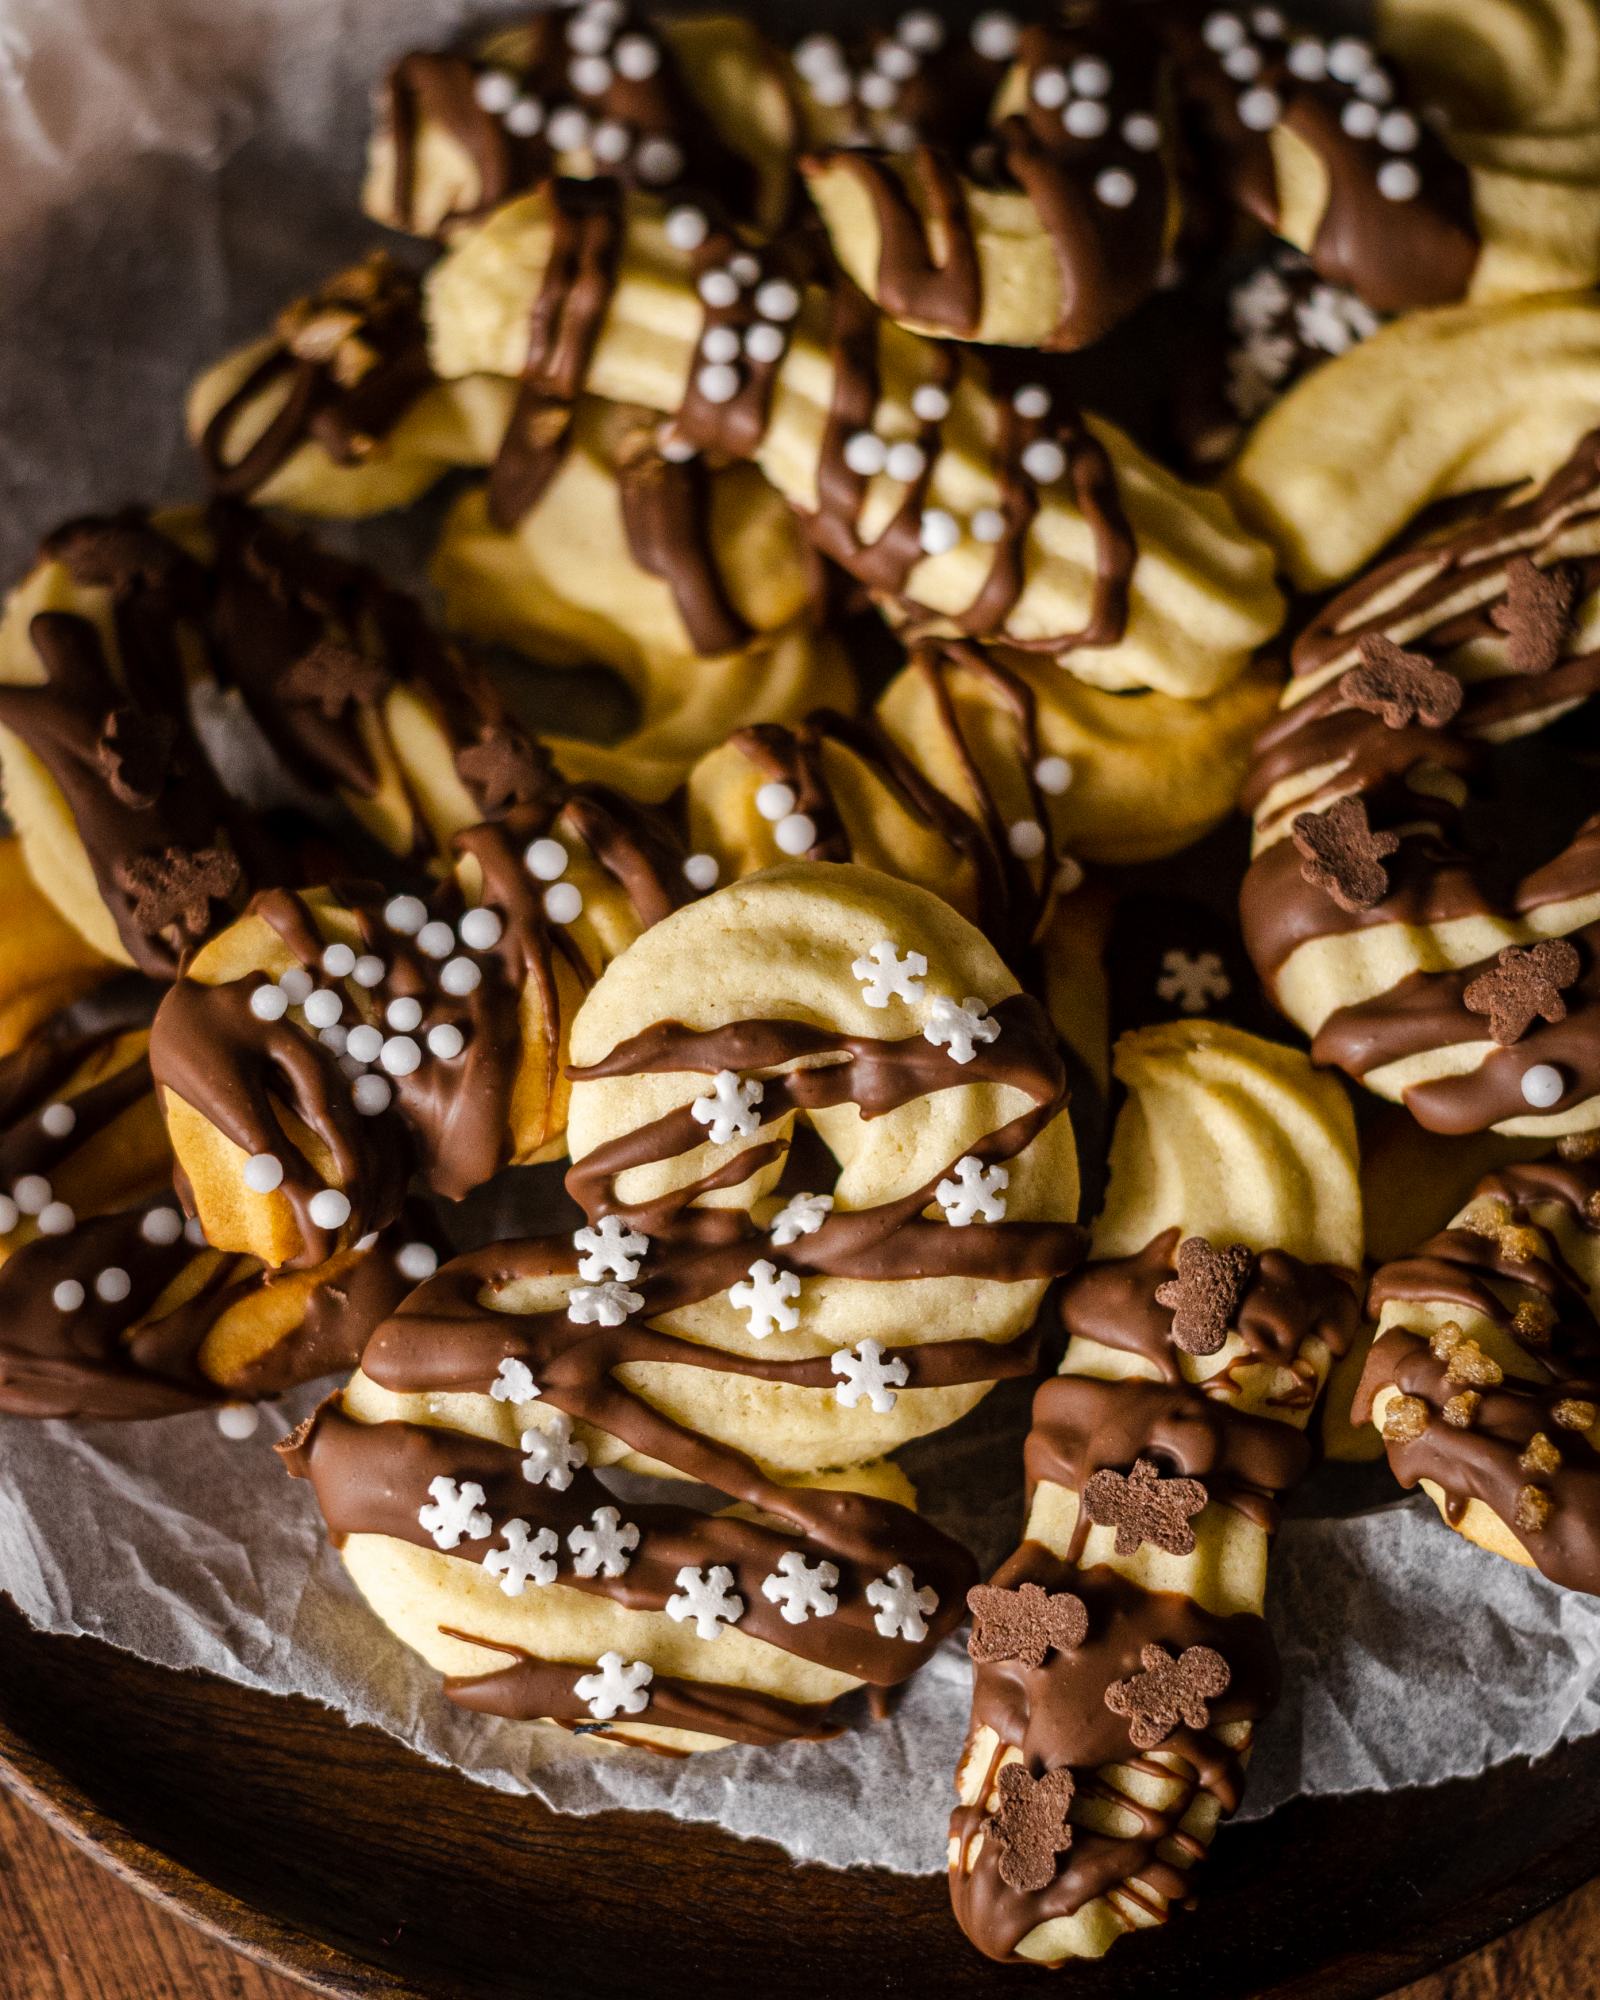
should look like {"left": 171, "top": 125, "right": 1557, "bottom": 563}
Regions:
{"left": 424, "top": 182, "right": 1284, "bottom": 695}
{"left": 1358, "top": 1139, "right": 1600, "bottom": 1593}
{"left": 949, "top": 1019, "right": 1362, "bottom": 1963}
{"left": 1241, "top": 426, "right": 1600, "bottom": 1139}
{"left": 363, "top": 3, "right": 795, "bottom": 239}
{"left": 0, "top": 838, "right": 115, "bottom": 1057}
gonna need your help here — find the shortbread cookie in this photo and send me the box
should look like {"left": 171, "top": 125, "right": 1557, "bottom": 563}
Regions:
{"left": 1227, "top": 288, "right": 1600, "bottom": 587}
{"left": 1358, "top": 1139, "right": 1600, "bottom": 1592}
{"left": 0, "top": 513, "right": 258, "bottom": 973}
{"left": 424, "top": 183, "right": 1285, "bottom": 695}
{"left": 0, "top": 838, "right": 115, "bottom": 1058}
{"left": 364, "top": 4, "right": 795, "bottom": 239}
{"left": 189, "top": 255, "right": 515, "bottom": 516}
{"left": 561, "top": 863, "right": 1083, "bottom": 1471}
{"left": 949, "top": 1020, "right": 1362, "bottom": 1963}
{"left": 152, "top": 782, "right": 686, "bottom": 1267}
{"left": 1241, "top": 427, "right": 1600, "bottom": 1139}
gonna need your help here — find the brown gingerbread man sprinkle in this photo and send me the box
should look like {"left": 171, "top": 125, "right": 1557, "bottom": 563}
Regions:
{"left": 1491, "top": 555, "right": 1576, "bottom": 675}
{"left": 1383, "top": 1393, "right": 1430, "bottom": 1445}
{"left": 97, "top": 706, "right": 177, "bottom": 809}
{"left": 1082, "top": 1457, "right": 1208, "bottom": 1557}
{"left": 1104, "top": 1642, "right": 1231, "bottom": 1751}
{"left": 989, "top": 1763, "right": 1075, "bottom": 1893}
{"left": 114, "top": 842, "right": 241, "bottom": 938}
{"left": 279, "top": 637, "right": 391, "bottom": 718}
{"left": 967, "top": 1582, "right": 1089, "bottom": 1669}
{"left": 1291, "top": 795, "right": 1399, "bottom": 914}
{"left": 1340, "top": 635, "right": 1463, "bottom": 730}
{"left": 455, "top": 727, "right": 557, "bottom": 816}
{"left": 1463, "top": 939, "right": 1582, "bottom": 1046}
{"left": 1154, "top": 1236, "right": 1256, "bottom": 1357}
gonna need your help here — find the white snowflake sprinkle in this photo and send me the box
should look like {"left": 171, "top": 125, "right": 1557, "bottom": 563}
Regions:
{"left": 490, "top": 1356, "right": 538, "bottom": 1403}
{"left": 484, "top": 1518, "right": 559, "bottom": 1595}
{"left": 1230, "top": 264, "right": 1291, "bottom": 333}
{"left": 935, "top": 1156, "right": 1009, "bottom": 1225}
{"left": 574, "top": 1652, "right": 653, "bottom": 1719}
{"left": 575, "top": 1213, "right": 650, "bottom": 1282}
{"left": 1156, "top": 949, "right": 1232, "bottom": 1013}
{"left": 568, "top": 1279, "right": 645, "bottom": 1326}
{"left": 520, "top": 1412, "right": 587, "bottom": 1490}
{"left": 769, "top": 1190, "right": 834, "bottom": 1247}
{"left": 418, "top": 1475, "right": 492, "bottom": 1550}
{"left": 923, "top": 995, "right": 1000, "bottom": 1065}
{"left": 1295, "top": 284, "right": 1380, "bottom": 356}
{"left": 568, "top": 1504, "right": 640, "bottom": 1578}
{"left": 866, "top": 1564, "right": 938, "bottom": 1641}
{"left": 851, "top": 938, "right": 928, "bottom": 1008}
{"left": 729, "top": 1259, "right": 801, "bottom": 1339}
{"left": 830, "top": 1338, "right": 909, "bottom": 1413}
{"left": 689, "top": 1069, "right": 764, "bottom": 1145}
{"left": 760, "top": 1551, "right": 840, "bottom": 1623}
{"left": 666, "top": 1563, "right": 745, "bottom": 1639}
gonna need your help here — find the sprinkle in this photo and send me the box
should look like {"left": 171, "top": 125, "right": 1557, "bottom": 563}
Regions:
{"left": 852, "top": 939, "right": 927, "bottom": 1008}
{"left": 184, "top": 1217, "right": 207, "bottom": 1245}
{"left": 353, "top": 1074, "right": 392, "bottom": 1116}
{"left": 386, "top": 996, "right": 423, "bottom": 1032}
{"left": 591, "top": 119, "right": 631, "bottom": 164}
{"left": 440, "top": 957, "right": 482, "bottom": 998}
{"left": 729, "top": 1259, "right": 801, "bottom": 1339}
{"left": 696, "top": 362, "right": 741, "bottom": 404}
{"left": 857, "top": 71, "right": 898, "bottom": 109}
{"left": 1063, "top": 98, "right": 1109, "bottom": 138}
{"left": 52, "top": 1280, "right": 84, "bottom": 1312}
{"left": 39, "top": 1102, "right": 76, "bottom": 1138}
{"left": 1236, "top": 87, "right": 1281, "bottom": 130}
{"left": 831, "top": 1337, "right": 909, "bottom": 1413}
{"left": 1291, "top": 795, "right": 1398, "bottom": 912}
{"left": 381, "top": 1036, "right": 422, "bottom": 1078}
{"left": 1555, "top": 1398, "right": 1597, "bottom": 1431}
{"left": 278, "top": 966, "right": 314, "bottom": 1004}
{"left": 1035, "top": 755, "right": 1073, "bottom": 794}
{"left": 243, "top": 1154, "right": 283, "bottom": 1194}
{"left": 141, "top": 1207, "right": 184, "bottom": 1245}
{"left": 1106, "top": 1641, "right": 1231, "bottom": 1750}
{"left": 865, "top": 1563, "right": 937, "bottom": 1641}
{"left": 1122, "top": 112, "right": 1161, "bottom": 150}
{"left": 567, "top": 10, "right": 613, "bottom": 53}
{"left": 546, "top": 106, "right": 592, "bottom": 152}
{"left": 428, "top": 1023, "right": 466, "bottom": 1060}
{"left": 691, "top": 1069, "right": 764, "bottom": 1144}
{"left": 745, "top": 323, "right": 785, "bottom": 364}
{"left": 1341, "top": 98, "right": 1379, "bottom": 138}
{"left": 683, "top": 853, "right": 719, "bottom": 891}
{"left": 1021, "top": 438, "right": 1067, "bottom": 483}
{"left": 396, "top": 1241, "right": 438, "bottom": 1282}
{"left": 1084, "top": 1457, "right": 1208, "bottom": 1557}
{"left": 1254, "top": 5, "right": 1287, "bottom": 28}
{"left": 352, "top": 954, "right": 386, "bottom": 987}
{"left": 302, "top": 987, "right": 343, "bottom": 1029}
{"left": 457, "top": 907, "right": 502, "bottom": 952}
{"left": 923, "top": 994, "right": 999, "bottom": 1064}
{"left": 635, "top": 137, "right": 684, "bottom": 184}
{"left": 971, "top": 12, "right": 1020, "bottom": 62}
{"left": 504, "top": 97, "right": 545, "bottom": 138}
{"left": 308, "top": 1189, "right": 350, "bottom": 1231}
{"left": 1377, "top": 159, "right": 1420, "bottom": 201}
{"left": 919, "top": 509, "right": 961, "bottom": 556}
{"left": 1203, "top": 12, "right": 1247, "bottom": 52}
{"left": 569, "top": 54, "right": 613, "bottom": 94}
{"left": 416, "top": 920, "right": 454, "bottom": 960}
{"left": 701, "top": 325, "right": 741, "bottom": 365}
{"left": 319, "top": 1026, "right": 348, "bottom": 1056}
{"left": 473, "top": 69, "right": 518, "bottom": 114}
{"left": 971, "top": 507, "right": 1007, "bottom": 543}
{"left": 574, "top": 1652, "right": 652, "bottom": 1719}
{"left": 1521, "top": 1064, "right": 1565, "bottom": 1109}
{"left": 756, "top": 780, "right": 797, "bottom": 821}
{"left": 1356, "top": 66, "right": 1394, "bottom": 102}
{"left": 1380, "top": 109, "right": 1419, "bottom": 150}
{"left": 1071, "top": 54, "right": 1112, "bottom": 96}
{"left": 215, "top": 1402, "right": 259, "bottom": 1441}
{"left": 885, "top": 440, "right": 927, "bottom": 482}
{"left": 613, "top": 32, "right": 659, "bottom": 79}
{"left": 1515, "top": 1484, "right": 1553, "bottom": 1535}
{"left": 384, "top": 894, "right": 426, "bottom": 936}
{"left": 843, "top": 430, "right": 888, "bottom": 476}
{"left": 793, "top": 33, "right": 843, "bottom": 80}
{"left": 936, "top": 1156, "right": 1009, "bottom": 1225}
{"left": 1030, "top": 66, "right": 1069, "bottom": 109}
{"left": 899, "top": 10, "right": 944, "bottom": 51}
{"left": 0, "top": 1195, "right": 15, "bottom": 1232}
{"left": 911, "top": 382, "right": 951, "bottom": 423}
{"left": 1154, "top": 1237, "right": 1255, "bottom": 1354}
{"left": 12, "top": 1175, "right": 50, "bottom": 1215}
{"left": 968, "top": 1581, "right": 1087, "bottom": 1668}
{"left": 544, "top": 882, "right": 584, "bottom": 924}
{"left": 1287, "top": 38, "right": 1327, "bottom": 79}
{"left": 665, "top": 205, "right": 708, "bottom": 251}
{"left": 988, "top": 1765, "right": 1075, "bottom": 1894}
{"left": 322, "top": 942, "right": 356, "bottom": 978}
{"left": 807, "top": 69, "right": 852, "bottom": 107}
{"left": 1327, "top": 37, "right": 1372, "bottom": 81}
{"left": 419, "top": 1475, "right": 492, "bottom": 1550}
{"left": 525, "top": 837, "right": 569, "bottom": 880}
{"left": 770, "top": 812, "right": 815, "bottom": 857}
{"left": 1463, "top": 941, "right": 1580, "bottom": 1046}
{"left": 875, "top": 41, "right": 919, "bottom": 81}
{"left": 658, "top": 430, "right": 696, "bottom": 462}
{"left": 1008, "top": 818, "right": 1047, "bottom": 859}
{"left": 755, "top": 278, "right": 800, "bottom": 321}
{"left": 1223, "top": 44, "right": 1262, "bottom": 80}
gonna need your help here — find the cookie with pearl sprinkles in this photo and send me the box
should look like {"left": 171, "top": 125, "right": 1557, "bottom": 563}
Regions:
{"left": 949, "top": 1021, "right": 1362, "bottom": 1962}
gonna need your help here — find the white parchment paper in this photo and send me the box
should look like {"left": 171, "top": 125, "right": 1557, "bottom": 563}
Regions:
{"left": 1, "top": 0, "right": 1598, "bottom": 1876}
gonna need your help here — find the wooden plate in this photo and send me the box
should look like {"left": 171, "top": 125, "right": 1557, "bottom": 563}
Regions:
{"left": 2, "top": 1593, "right": 1596, "bottom": 1998}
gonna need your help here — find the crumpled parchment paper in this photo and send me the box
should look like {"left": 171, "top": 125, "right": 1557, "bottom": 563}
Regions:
{"left": 2, "top": 0, "right": 1598, "bottom": 1877}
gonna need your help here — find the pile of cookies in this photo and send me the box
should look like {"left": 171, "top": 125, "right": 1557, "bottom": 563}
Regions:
{"left": 3, "top": 0, "right": 1599, "bottom": 1969}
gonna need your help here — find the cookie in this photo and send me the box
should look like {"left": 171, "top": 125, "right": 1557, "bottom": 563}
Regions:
{"left": 0, "top": 837, "right": 115, "bottom": 1058}
{"left": 949, "top": 1020, "right": 1362, "bottom": 1962}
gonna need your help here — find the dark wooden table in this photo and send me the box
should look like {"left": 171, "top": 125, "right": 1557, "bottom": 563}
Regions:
{"left": 2, "top": 1778, "right": 1594, "bottom": 2000}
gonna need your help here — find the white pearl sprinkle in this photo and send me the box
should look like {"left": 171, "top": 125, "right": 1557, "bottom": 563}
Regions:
{"left": 885, "top": 440, "right": 927, "bottom": 483}
{"left": 1237, "top": 87, "right": 1281, "bottom": 130}
{"left": 568, "top": 10, "right": 613, "bottom": 53}
{"left": 1521, "top": 1064, "right": 1565, "bottom": 1109}
{"left": 756, "top": 781, "right": 797, "bottom": 822}
{"left": 302, "top": 987, "right": 343, "bottom": 1030}
{"left": 396, "top": 1241, "right": 439, "bottom": 1283}
{"left": 339, "top": 1054, "right": 364, "bottom": 1081}
{"left": 53, "top": 1279, "right": 85, "bottom": 1312}
{"left": 971, "top": 507, "right": 1008, "bottom": 544}
{"left": 658, "top": 430, "right": 696, "bottom": 462}
{"left": 1341, "top": 98, "right": 1380, "bottom": 138}
{"left": 1021, "top": 438, "right": 1067, "bottom": 483}
{"left": 876, "top": 41, "right": 919, "bottom": 81}
{"left": 899, "top": 10, "right": 944, "bottom": 51}
{"left": 321, "top": 943, "right": 356, "bottom": 978}
{"left": 352, "top": 954, "right": 386, "bottom": 988}
{"left": 353, "top": 1073, "right": 393, "bottom": 1117}
{"left": 1071, "top": 55, "right": 1113, "bottom": 97}
{"left": 569, "top": 54, "right": 613, "bottom": 94}
{"left": 216, "top": 1403, "right": 260, "bottom": 1441}
{"left": 473, "top": 69, "right": 518, "bottom": 115}
{"left": 547, "top": 106, "right": 592, "bottom": 152}
{"left": 755, "top": 278, "right": 800, "bottom": 321}
{"left": 309, "top": 1188, "right": 351, "bottom": 1230}
{"left": 666, "top": 204, "right": 708, "bottom": 251}
{"left": 684, "top": 853, "right": 719, "bottom": 892}
{"left": 386, "top": 996, "right": 423, "bottom": 1033}
{"left": 1035, "top": 755, "right": 1074, "bottom": 795}
{"left": 1009, "top": 819, "right": 1047, "bottom": 860}
{"left": 1377, "top": 158, "right": 1420, "bottom": 201}
{"left": 591, "top": 118, "right": 631, "bottom": 163}
{"left": 346, "top": 1024, "right": 383, "bottom": 1065}
{"left": 635, "top": 136, "right": 683, "bottom": 184}
{"left": 857, "top": 71, "right": 898, "bottom": 110}
{"left": 384, "top": 894, "right": 426, "bottom": 937}
{"left": 319, "top": 1025, "right": 348, "bottom": 1057}
{"left": 141, "top": 1206, "right": 184, "bottom": 1246}
{"left": 971, "top": 10, "right": 1019, "bottom": 61}
{"left": 1356, "top": 67, "right": 1393, "bottom": 102}
{"left": 415, "top": 920, "right": 453, "bottom": 960}
{"left": 0, "top": 1194, "right": 15, "bottom": 1233}
{"left": 919, "top": 508, "right": 961, "bottom": 555}
{"left": 701, "top": 325, "right": 741, "bottom": 365}
{"left": 428, "top": 1023, "right": 466, "bottom": 1060}
{"left": 1286, "top": 37, "right": 1327, "bottom": 79}
{"left": 774, "top": 813, "right": 817, "bottom": 856}
{"left": 13, "top": 1175, "right": 50, "bottom": 1215}
{"left": 381, "top": 1036, "right": 422, "bottom": 1078}
{"left": 1030, "top": 64, "right": 1069, "bottom": 110}
{"left": 728, "top": 252, "right": 761, "bottom": 287}
{"left": 95, "top": 1266, "right": 131, "bottom": 1304}
{"left": 1203, "top": 11, "right": 1247, "bottom": 52}
{"left": 505, "top": 96, "right": 545, "bottom": 139}
{"left": 39, "top": 1102, "right": 76, "bottom": 1138}
{"left": 843, "top": 430, "right": 888, "bottom": 477}
{"left": 440, "top": 957, "right": 482, "bottom": 998}
{"left": 613, "top": 33, "right": 659, "bottom": 80}
{"left": 745, "top": 322, "right": 785, "bottom": 364}
{"left": 244, "top": 1153, "right": 284, "bottom": 1194}
{"left": 1327, "top": 36, "right": 1371, "bottom": 82}
{"left": 1253, "top": 6, "right": 1287, "bottom": 31}
{"left": 794, "top": 34, "right": 843, "bottom": 81}
{"left": 1380, "top": 109, "right": 1419, "bottom": 151}
{"left": 525, "top": 837, "right": 569, "bottom": 881}
{"left": 545, "top": 882, "right": 584, "bottom": 925}
{"left": 696, "top": 362, "right": 741, "bottom": 404}
{"left": 807, "top": 67, "right": 852, "bottom": 107}
{"left": 1095, "top": 165, "right": 1139, "bottom": 206}
{"left": 1123, "top": 112, "right": 1162, "bottom": 151}
{"left": 278, "top": 966, "right": 314, "bottom": 1005}
{"left": 911, "top": 383, "right": 951, "bottom": 423}
{"left": 37, "top": 1204, "right": 72, "bottom": 1237}
{"left": 458, "top": 907, "right": 503, "bottom": 952}
{"left": 185, "top": 1216, "right": 207, "bottom": 1246}
{"left": 1063, "top": 98, "right": 1109, "bottom": 139}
